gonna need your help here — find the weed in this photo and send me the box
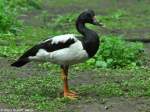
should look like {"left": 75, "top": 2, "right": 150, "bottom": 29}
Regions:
{"left": 0, "top": 1, "right": 21, "bottom": 33}
{"left": 0, "top": 0, "right": 42, "bottom": 34}
{"left": 0, "top": 45, "right": 29, "bottom": 58}
{"left": 0, "top": 74, "right": 68, "bottom": 111}
{"left": 6, "top": 0, "right": 42, "bottom": 10}
{"left": 79, "top": 35, "right": 144, "bottom": 69}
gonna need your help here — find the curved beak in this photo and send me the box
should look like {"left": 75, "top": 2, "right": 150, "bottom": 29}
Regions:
{"left": 93, "top": 16, "right": 105, "bottom": 27}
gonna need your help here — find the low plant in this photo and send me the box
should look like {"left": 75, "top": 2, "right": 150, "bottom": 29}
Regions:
{"left": 0, "top": 74, "right": 67, "bottom": 111}
{"left": 0, "top": 0, "right": 42, "bottom": 34}
{"left": 6, "top": 0, "right": 42, "bottom": 10}
{"left": 85, "top": 35, "right": 144, "bottom": 69}
{"left": 0, "top": 1, "right": 21, "bottom": 34}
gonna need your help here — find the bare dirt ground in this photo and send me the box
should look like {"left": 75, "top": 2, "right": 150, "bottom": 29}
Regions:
{"left": 66, "top": 97, "right": 150, "bottom": 112}
{"left": 66, "top": 71, "right": 150, "bottom": 112}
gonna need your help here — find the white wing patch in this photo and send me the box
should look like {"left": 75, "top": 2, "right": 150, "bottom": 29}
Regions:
{"left": 44, "top": 34, "right": 77, "bottom": 44}
{"left": 36, "top": 49, "right": 49, "bottom": 57}
{"left": 29, "top": 49, "right": 49, "bottom": 60}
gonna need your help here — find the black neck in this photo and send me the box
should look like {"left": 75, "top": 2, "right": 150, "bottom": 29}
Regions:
{"left": 76, "top": 20, "right": 98, "bottom": 38}
{"left": 76, "top": 21, "right": 86, "bottom": 35}
{"left": 76, "top": 21, "right": 100, "bottom": 57}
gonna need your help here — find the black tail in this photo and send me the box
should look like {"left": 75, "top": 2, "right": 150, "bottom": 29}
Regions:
{"left": 11, "top": 58, "right": 29, "bottom": 67}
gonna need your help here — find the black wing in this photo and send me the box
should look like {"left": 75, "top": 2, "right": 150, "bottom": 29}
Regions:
{"left": 11, "top": 38, "right": 75, "bottom": 67}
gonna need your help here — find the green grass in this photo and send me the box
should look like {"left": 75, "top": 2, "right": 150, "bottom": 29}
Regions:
{"left": 76, "top": 68, "right": 150, "bottom": 97}
{"left": 1, "top": 67, "right": 150, "bottom": 111}
{"left": 0, "top": 69, "right": 65, "bottom": 111}
{"left": 0, "top": 0, "right": 150, "bottom": 111}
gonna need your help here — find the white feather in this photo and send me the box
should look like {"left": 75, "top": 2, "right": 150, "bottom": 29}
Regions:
{"left": 29, "top": 49, "right": 49, "bottom": 60}
{"left": 36, "top": 49, "right": 49, "bottom": 57}
{"left": 49, "top": 41, "right": 88, "bottom": 65}
{"left": 29, "top": 40, "right": 89, "bottom": 65}
{"left": 43, "top": 34, "right": 77, "bottom": 44}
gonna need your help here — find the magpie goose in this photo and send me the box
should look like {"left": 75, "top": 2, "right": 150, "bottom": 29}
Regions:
{"left": 11, "top": 9, "right": 104, "bottom": 99}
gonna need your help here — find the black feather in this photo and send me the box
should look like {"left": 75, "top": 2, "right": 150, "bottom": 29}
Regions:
{"left": 11, "top": 58, "right": 29, "bottom": 67}
{"left": 11, "top": 38, "right": 75, "bottom": 67}
{"left": 19, "top": 38, "right": 75, "bottom": 59}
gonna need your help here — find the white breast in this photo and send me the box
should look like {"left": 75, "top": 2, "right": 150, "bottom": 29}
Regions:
{"left": 49, "top": 41, "right": 89, "bottom": 65}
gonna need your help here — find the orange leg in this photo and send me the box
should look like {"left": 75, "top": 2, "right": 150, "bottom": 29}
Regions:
{"left": 61, "top": 65, "right": 78, "bottom": 99}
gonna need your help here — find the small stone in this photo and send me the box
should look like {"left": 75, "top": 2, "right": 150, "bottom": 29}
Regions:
{"left": 104, "top": 106, "right": 109, "bottom": 110}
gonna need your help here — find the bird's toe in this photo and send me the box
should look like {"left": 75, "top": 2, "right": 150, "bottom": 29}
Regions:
{"left": 64, "top": 91, "right": 78, "bottom": 100}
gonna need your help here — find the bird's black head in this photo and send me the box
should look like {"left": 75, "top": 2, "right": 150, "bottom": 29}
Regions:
{"left": 77, "top": 9, "right": 104, "bottom": 27}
